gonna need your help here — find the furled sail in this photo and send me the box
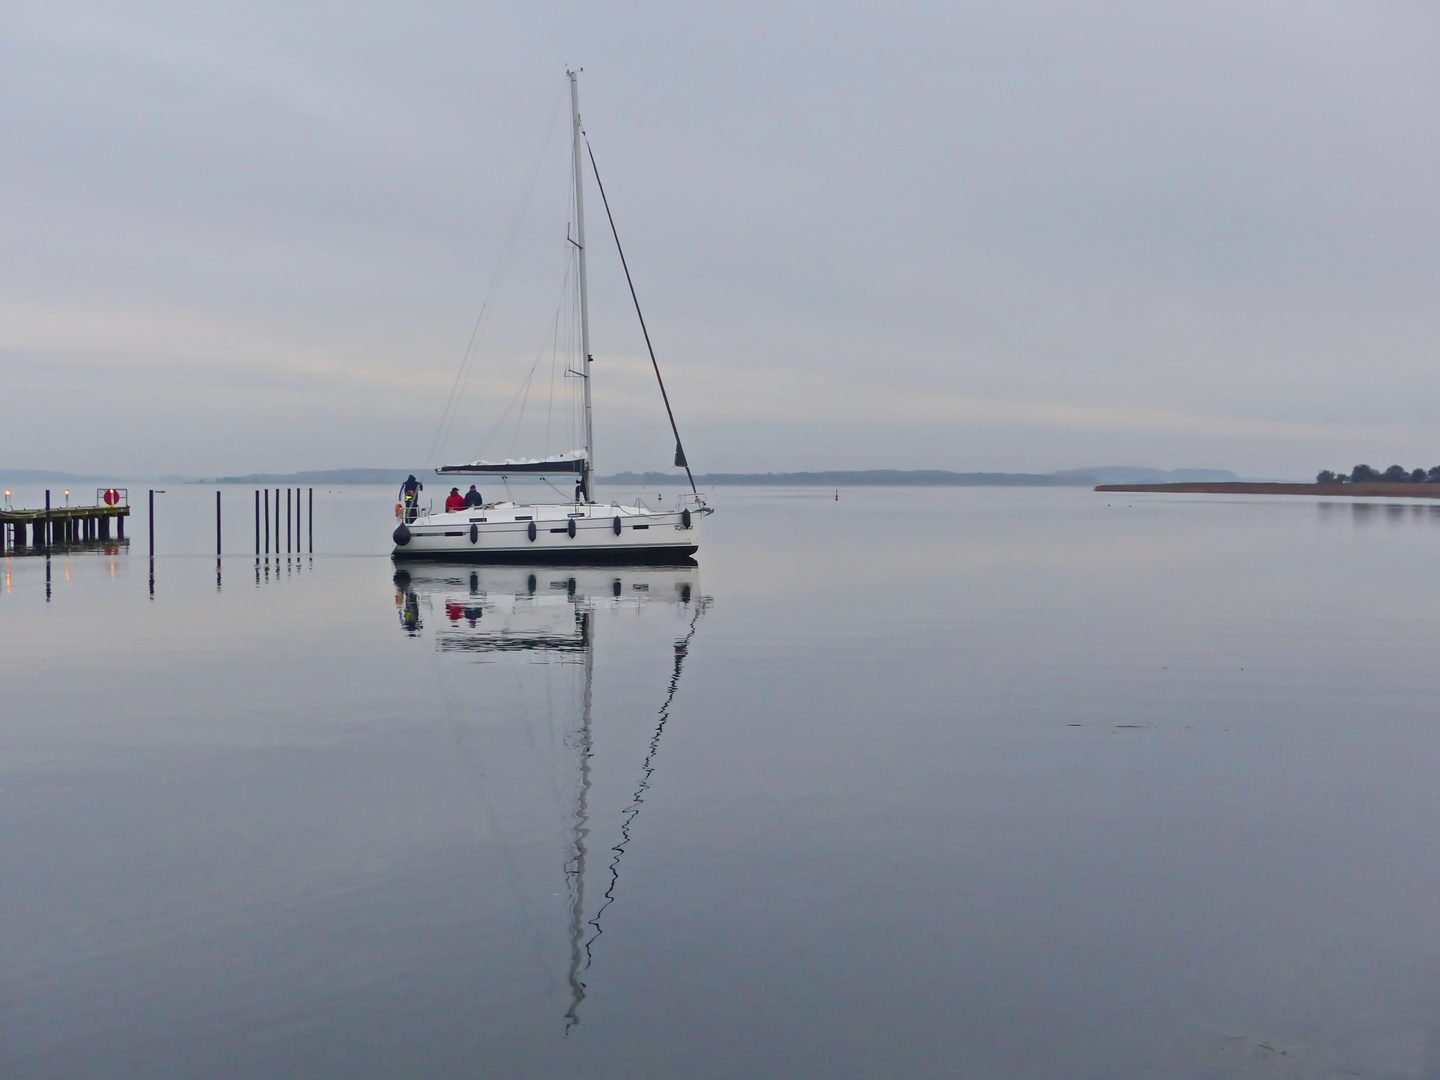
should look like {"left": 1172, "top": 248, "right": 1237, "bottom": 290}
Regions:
{"left": 436, "top": 453, "right": 588, "bottom": 477}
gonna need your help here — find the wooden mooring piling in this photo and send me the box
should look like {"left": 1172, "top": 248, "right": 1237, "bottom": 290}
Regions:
{"left": 0, "top": 489, "right": 130, "bottom": 552}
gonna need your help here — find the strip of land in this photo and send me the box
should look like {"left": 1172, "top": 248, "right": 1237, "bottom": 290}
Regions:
{"left": 607, "top": 470, "right": 1095, "bottom": 487}
{"left": 1096, "top": 482, "right": 1440, "bottom": 499}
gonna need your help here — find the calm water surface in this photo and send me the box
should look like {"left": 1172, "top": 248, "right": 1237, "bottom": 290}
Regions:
{"left": 4, "top": 486, "right": 1440, "bottom": 1078}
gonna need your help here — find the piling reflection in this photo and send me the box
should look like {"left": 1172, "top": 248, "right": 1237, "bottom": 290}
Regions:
{"left": 390, "top": 562, "right": 710, "bottom": 1031}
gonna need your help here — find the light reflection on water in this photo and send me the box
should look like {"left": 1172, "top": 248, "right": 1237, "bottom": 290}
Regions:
{"left": 4, "top": 487, "right": 1440, "bottom": 1077}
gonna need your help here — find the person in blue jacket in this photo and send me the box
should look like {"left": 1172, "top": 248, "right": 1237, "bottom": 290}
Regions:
{"left": 399, "top": 475, "right": 423, "bottom": 522}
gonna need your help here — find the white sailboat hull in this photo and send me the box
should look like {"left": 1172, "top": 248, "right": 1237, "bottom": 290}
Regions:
{"left": 392, "top": 500, "right": 702, "bottom": 563}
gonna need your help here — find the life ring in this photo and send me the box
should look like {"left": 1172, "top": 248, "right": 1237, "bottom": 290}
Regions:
{"left": 103, "top": 488, "right": 119, "bottom": 506}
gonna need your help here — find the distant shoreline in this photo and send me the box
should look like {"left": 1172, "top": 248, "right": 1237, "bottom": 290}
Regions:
{"left": 1, "top": 466, "right": 1243, "bottom": 488}
{"left": 195, "top": 469, "right": 1108, "bottom": 486}
{"left": 603, "top": 470, "right": 1095, "bottom": 487}
{"left": 1096, "top": 481, "right": 1440, "bottom": 499}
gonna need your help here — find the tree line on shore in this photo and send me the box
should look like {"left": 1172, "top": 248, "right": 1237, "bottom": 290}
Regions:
{"left": 1316, "top": 465, "right": 1440, "bottom": 484}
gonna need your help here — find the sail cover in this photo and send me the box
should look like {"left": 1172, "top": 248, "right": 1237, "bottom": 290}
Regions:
{"left": 436, "top": 453, "right": 588, "bottom": 477}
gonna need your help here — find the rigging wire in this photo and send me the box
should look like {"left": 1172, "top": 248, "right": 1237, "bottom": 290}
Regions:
{"left": 475, "top": 257, "right": 578, "bottom": 458}
{"left": 566, "top": 597, "right": 709, "bottom": 1027}
{"left": 585, "top": 137, "right": 698, "bottom": 494}
{"left": 425, "top": 87, "right": 567, "bottom": 469}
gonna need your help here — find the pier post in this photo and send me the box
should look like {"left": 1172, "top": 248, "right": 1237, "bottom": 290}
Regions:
{"left": 116, "top": 513, "right": 124, "bottom": 540}
{"left": 264, "top": 490, "right": 270, "bottom": 555}
{"left": 309, "top": 488, "right": 313, "bottom": 553}
{"left": 44, "top": 490, "right": 51, "bottom": 552}
{"left": 254, "top": 490, "right": 260, "bottom": 555}
{"left": 287, "top": 488, "right": 292, "bottom": 554}
{"left": 148, "top": 490, "right": 154, "bottom": 557}
{"left": 216, "top": 490, "right": 222, "bottom": 556}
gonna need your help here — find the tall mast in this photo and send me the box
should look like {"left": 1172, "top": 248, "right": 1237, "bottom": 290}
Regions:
{"left": 569, "top": 69, "right": 595, "bottom": 502}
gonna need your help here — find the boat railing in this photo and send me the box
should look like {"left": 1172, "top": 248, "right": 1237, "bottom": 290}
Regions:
{"left": 397, "top": 499, "right": 434, "bottom": 524}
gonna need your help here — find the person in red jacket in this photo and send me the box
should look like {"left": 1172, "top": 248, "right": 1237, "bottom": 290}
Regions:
{"left": 445, "top": 487, "right": 465, "bottom": 513}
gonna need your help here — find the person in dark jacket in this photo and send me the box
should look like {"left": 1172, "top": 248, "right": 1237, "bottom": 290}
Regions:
{"left": 461, "top": 484, "right": 484, "bottom": 509}
{"left": 399, "top": 475, "right": 423, "bottom": 522}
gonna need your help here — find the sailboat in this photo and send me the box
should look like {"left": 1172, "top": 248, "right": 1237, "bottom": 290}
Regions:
{"left": 392, "top": 71, "right": 711, "bottom": 563}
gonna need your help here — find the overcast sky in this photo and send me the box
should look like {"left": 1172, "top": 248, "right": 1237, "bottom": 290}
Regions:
{"left": 4, "top": 0, "right": 1440, "bottom": 478}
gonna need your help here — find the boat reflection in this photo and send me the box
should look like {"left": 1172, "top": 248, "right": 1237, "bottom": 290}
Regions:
{"left": 392, "top": 565, "right": 696, "bottom": 648}
{"left": 389, "top": 562, "right": 709, "bottom": 1030}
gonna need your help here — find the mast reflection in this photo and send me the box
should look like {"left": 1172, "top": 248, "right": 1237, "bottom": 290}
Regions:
{"left": 389, "top": 563, "right": 709, "bottom": 1031}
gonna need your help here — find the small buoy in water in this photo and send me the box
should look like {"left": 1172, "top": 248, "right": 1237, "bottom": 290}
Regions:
{"left": 835, "top": 489, "right": 839, "bottom": 501}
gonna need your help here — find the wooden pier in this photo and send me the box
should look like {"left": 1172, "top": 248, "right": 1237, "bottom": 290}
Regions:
{"left": 1, "top": 490, "right": 130, "bottom": 552}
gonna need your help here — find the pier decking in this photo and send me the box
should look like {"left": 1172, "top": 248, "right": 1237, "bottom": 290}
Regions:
{"left": 2, "top": 495, "right": 130, "bottom": 551}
